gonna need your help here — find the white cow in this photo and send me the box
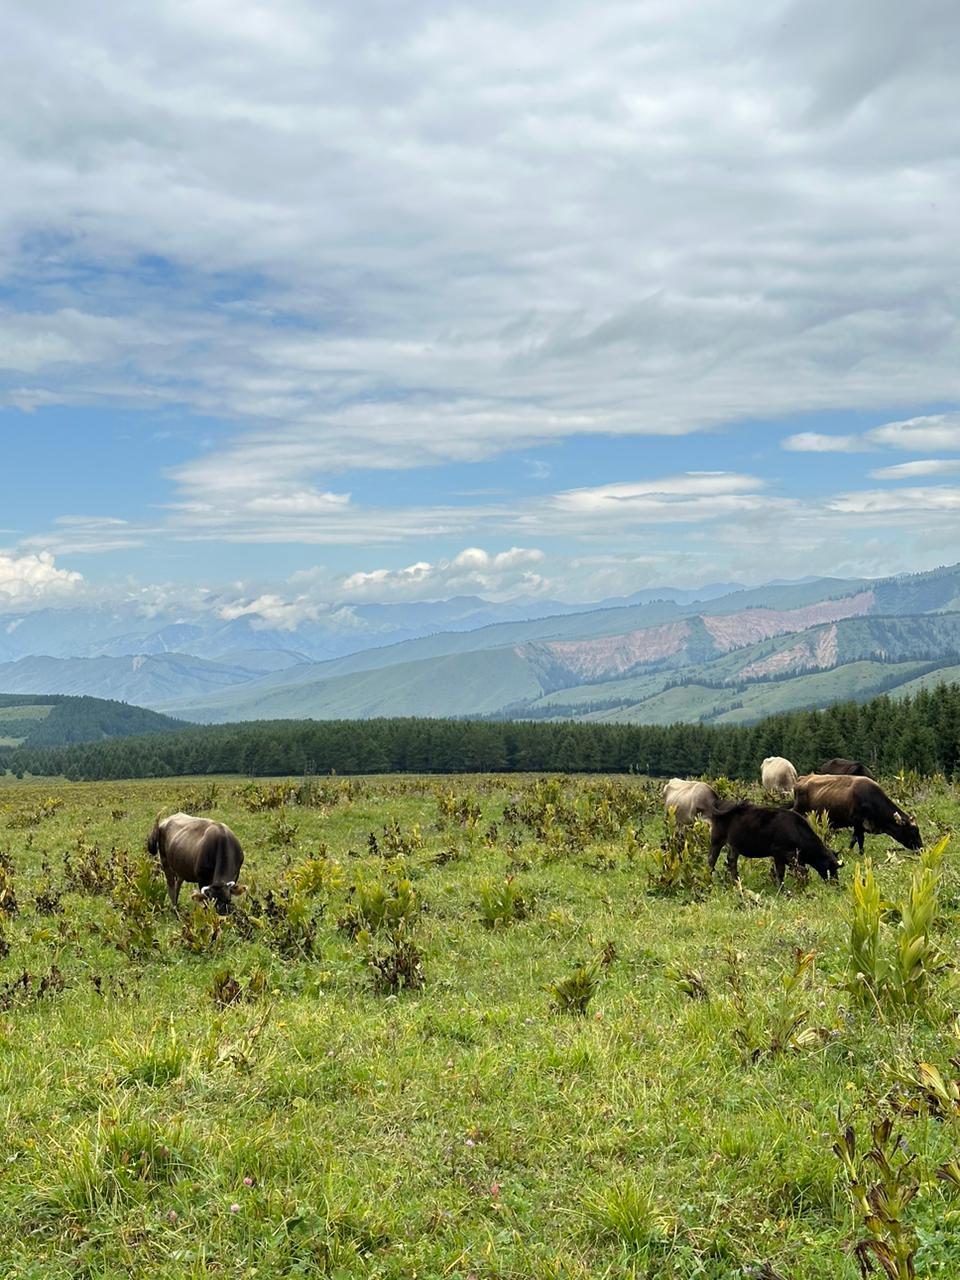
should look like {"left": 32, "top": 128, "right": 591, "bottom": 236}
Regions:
{"left": 662, "top": 778, "right": 722, "bottom": 826}
{"left": 760, "top": 756, "right": 798, "bottom": 794}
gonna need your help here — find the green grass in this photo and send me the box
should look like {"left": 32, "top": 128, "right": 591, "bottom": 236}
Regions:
{"left": 0, "top": 771, "right": 958, "bottom": 1277}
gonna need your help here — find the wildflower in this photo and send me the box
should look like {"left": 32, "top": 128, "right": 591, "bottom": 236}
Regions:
{"left": 243, "top": 1176, "right": 254, "bottom": 1186}
{"left": 489, "top": 1182, "right": 501, "bottom": 1197}
{"left": 465, "top": 1138, "right": 476, "bottom": 1148}
{"left": 167, "top": 1210, "right": 178, "bottom": 1224}
{"left": 230, "top": 1203, "right": 240, "bottom": 1213}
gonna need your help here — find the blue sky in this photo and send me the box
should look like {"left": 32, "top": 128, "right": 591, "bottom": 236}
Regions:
{"left": 2, "top": 0, "right": 960, "bottom": 623}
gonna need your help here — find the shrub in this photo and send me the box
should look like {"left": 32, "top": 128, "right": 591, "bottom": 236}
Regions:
{"left": 548, "top": 959, "right": 601, "bottom": 1016}
{"left": 338, "top": 876, "right": 421, "bottom": 938}
{"left": 645, "top": 813, "right": 712, "bottom": 898}
{"left": 477, "top": 875, "right": 532, "bottom": 928}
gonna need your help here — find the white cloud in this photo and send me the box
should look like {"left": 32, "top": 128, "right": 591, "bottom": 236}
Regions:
{"left": 246, "top": 490, "right": 351, "bottom": 514}
{"left": 0, "top": 551, "right": 84, "bottom": 607}
{"left": 549, "top": 472, "right": 771, "bottom": 520}
{"left": 217, "top": 592, "right": 326, "bottom": 630}
{"left": 339, "top": 546, "right": 546, "bottom": 601}
{"left": 867, "top": 413, "right": 960, "bottom": 451}
{"left": 782, "top": 414, "right": 960, "bottom": 457}
{"left": 869, "top": 459, "right": 960, "bottom": 479}
{"left": 781, "top": 432, "right": 867, "bottom": 453}
{"left": 828, "top": 486, "right": 960, "bottom": 515}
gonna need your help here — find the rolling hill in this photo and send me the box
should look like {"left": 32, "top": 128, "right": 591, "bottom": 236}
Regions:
{"left": 0, "top": 694, "right": 184, "bottom": 749}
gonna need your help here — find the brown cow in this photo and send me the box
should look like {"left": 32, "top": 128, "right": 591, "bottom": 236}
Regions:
{"left": 793, "top": 774, "right": 921, "bottom": 856}
{"left": 147, "top": 812, "right": 246, "bottom": 914}
{"left": 819, "top": 758, "right": 874, "bottom": 779}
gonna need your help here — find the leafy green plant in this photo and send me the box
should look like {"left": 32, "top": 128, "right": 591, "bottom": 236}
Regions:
{"left": 4, "top": 795, "right": 63, "bottom": 829}
{"left": 646, "top": 812, "right": 711, "bottom": 898}
{"left": 724, "top": 948, "right": 825, "bottom": 1062}
{"left": 834, "top": 1116, "right": 919, "bottom": 1279}
{"left": 849, "top": 858, "right": 884, "bottom": 1010}
{"left": 174, "top": 782, "right": 220, "bottom": 812}
{"left": 0, "top": 859, "right": 18, "bottom": 916}
{"left": 284, "top": 851, "right": 343, "bottom": 898}
{"left": 847, "top": 837, "right": 951, "bottom": 1015}
{"left": 268, "top": 811, "right": 299, "bottom": 847}
{"left": 236, "top": 781, "right": 297, "bottom": 812}
{"left": 364, "top": 922, "right": 425, "bottom": 995}
{"left": 582, "top": 1177, "right": 671, "bottom": 1252}
{"left": 338, "top": 875, "right": 421, "bottom": 938}
{"left": 477, "top": 874, "right": 532, "bottom": 928}
{"left": 62, "top": 836, "right": 114, "bottom": 894}
{"left": 248, "top": 887, "right": 322, "bottom": 956}
{"left": 548, "top": 958, "right": 601, "bottom": 1016}
{"left": 208, "top": 967, "right": 268, "bottom": 1008}
{"left": 179, "top": 901, "right": 224, "bottom": 953}
{"left": 893, "top": 836, "right": 948, "bottom": 1008}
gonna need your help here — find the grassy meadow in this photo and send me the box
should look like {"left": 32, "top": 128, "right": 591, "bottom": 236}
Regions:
{"left": 0, "top": 770, "right": 959, "bottom": 1278}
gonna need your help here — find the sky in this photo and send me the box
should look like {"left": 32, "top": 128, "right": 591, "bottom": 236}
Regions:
{"left": 2, "top": 0, "right": 960, "bottom": 624}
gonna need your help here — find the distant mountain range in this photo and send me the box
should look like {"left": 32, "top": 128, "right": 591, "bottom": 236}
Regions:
{"left": 4, "top": 565, "right": 960, "bottom": 725}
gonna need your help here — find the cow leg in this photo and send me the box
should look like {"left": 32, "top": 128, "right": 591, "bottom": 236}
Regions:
{"left": 166, "top": 874, "right": 183, "bottom": 913}
{"left": 708, "top": 833, "right": 724, "bottom": 876}
{"left": 773, "top": 856, "right": 786, "bottom": 887}
{"left": 725, "top": 849, "right": 740, "bottom": 883}
{"left": 853, "top": 822, "right": 865, "bottom": 856}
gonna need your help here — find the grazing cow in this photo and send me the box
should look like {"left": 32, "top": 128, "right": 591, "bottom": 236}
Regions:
{"left": 819, "top": 757, "right": 874, "bottom": 779}
{"left": 146, "top": 812, "right": 246, "bottom": 914}
{"left": 662, "top": 778, "right": 722, "bottom": 827}
{"left": 761, "top": 756, "right": 798, "bottom": 794}
{"left": 793, "top": 774, "right": 922, "bottom": 856}
{"left": 708, "top": 802, "right": 841, "bottom": 885}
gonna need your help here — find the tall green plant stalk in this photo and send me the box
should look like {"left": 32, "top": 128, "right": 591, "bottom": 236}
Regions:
{"left": 894, "top": 837, "right": 949, "bottom": 1010}
{"left": 834, "top": 1117, "right": 918, "bottom": 1280}
{"left": 849, "top": 859, "right": 884, "bottom": 1010}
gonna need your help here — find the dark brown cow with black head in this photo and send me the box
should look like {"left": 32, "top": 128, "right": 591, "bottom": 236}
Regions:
{"left": 147, "top": 812, "right": 246, "bottom": 914}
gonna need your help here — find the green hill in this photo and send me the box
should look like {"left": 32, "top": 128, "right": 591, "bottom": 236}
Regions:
{"left": 0, "top": 693, "right": 184, "bottom": 749}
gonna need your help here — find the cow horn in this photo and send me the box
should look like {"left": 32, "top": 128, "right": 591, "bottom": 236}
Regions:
{"left": 225, "top": 880, "right": 236, "bottom": 889}
{"left": 200, "top": 884, "right": 213, "bottom": 897}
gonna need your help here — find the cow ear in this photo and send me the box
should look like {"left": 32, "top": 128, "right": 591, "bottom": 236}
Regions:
{"left": 231, "top": 883, "right": 246, "bottom": 896}
{"left": 191, "top": 889, "right": 205, "bottom": 902}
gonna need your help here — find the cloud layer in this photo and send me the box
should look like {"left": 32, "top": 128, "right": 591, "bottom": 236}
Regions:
{"left": 3, "top": 1, "right": 960, "bottom": 610}
{"left": 4, "top": 2, "right": 960, "bottom": 494}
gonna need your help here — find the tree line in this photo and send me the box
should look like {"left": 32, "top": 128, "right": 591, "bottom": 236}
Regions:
{"left": 2, "top": 682, "right": 958, "bottom": 780}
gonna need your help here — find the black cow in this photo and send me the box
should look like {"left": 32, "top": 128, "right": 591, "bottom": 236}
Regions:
{"left": 793, "top": 774, "right": 922, "bottom": 856}
{"left": 708, "top": 802, "right": 841, "bottom": 885}
{"left": 819, "top": 758, "right": 874, "bottom": 779}
{"left": 147, "top": 812, "right": 246, "bottom": 913}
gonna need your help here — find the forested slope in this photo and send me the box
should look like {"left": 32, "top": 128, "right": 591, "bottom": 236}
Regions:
{"left": 6, "top": 683, "right": 958, "bottom": 781}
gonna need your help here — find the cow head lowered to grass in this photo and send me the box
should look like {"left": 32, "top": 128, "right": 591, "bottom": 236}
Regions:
{"left": 708, "top": 801, "right": 842, "bottom": 886}
{"left": 793, "top": 775, "right": 922, "bottom": 856}
{"left": 147, "top": 812, "right": 246, "bottom": 914}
